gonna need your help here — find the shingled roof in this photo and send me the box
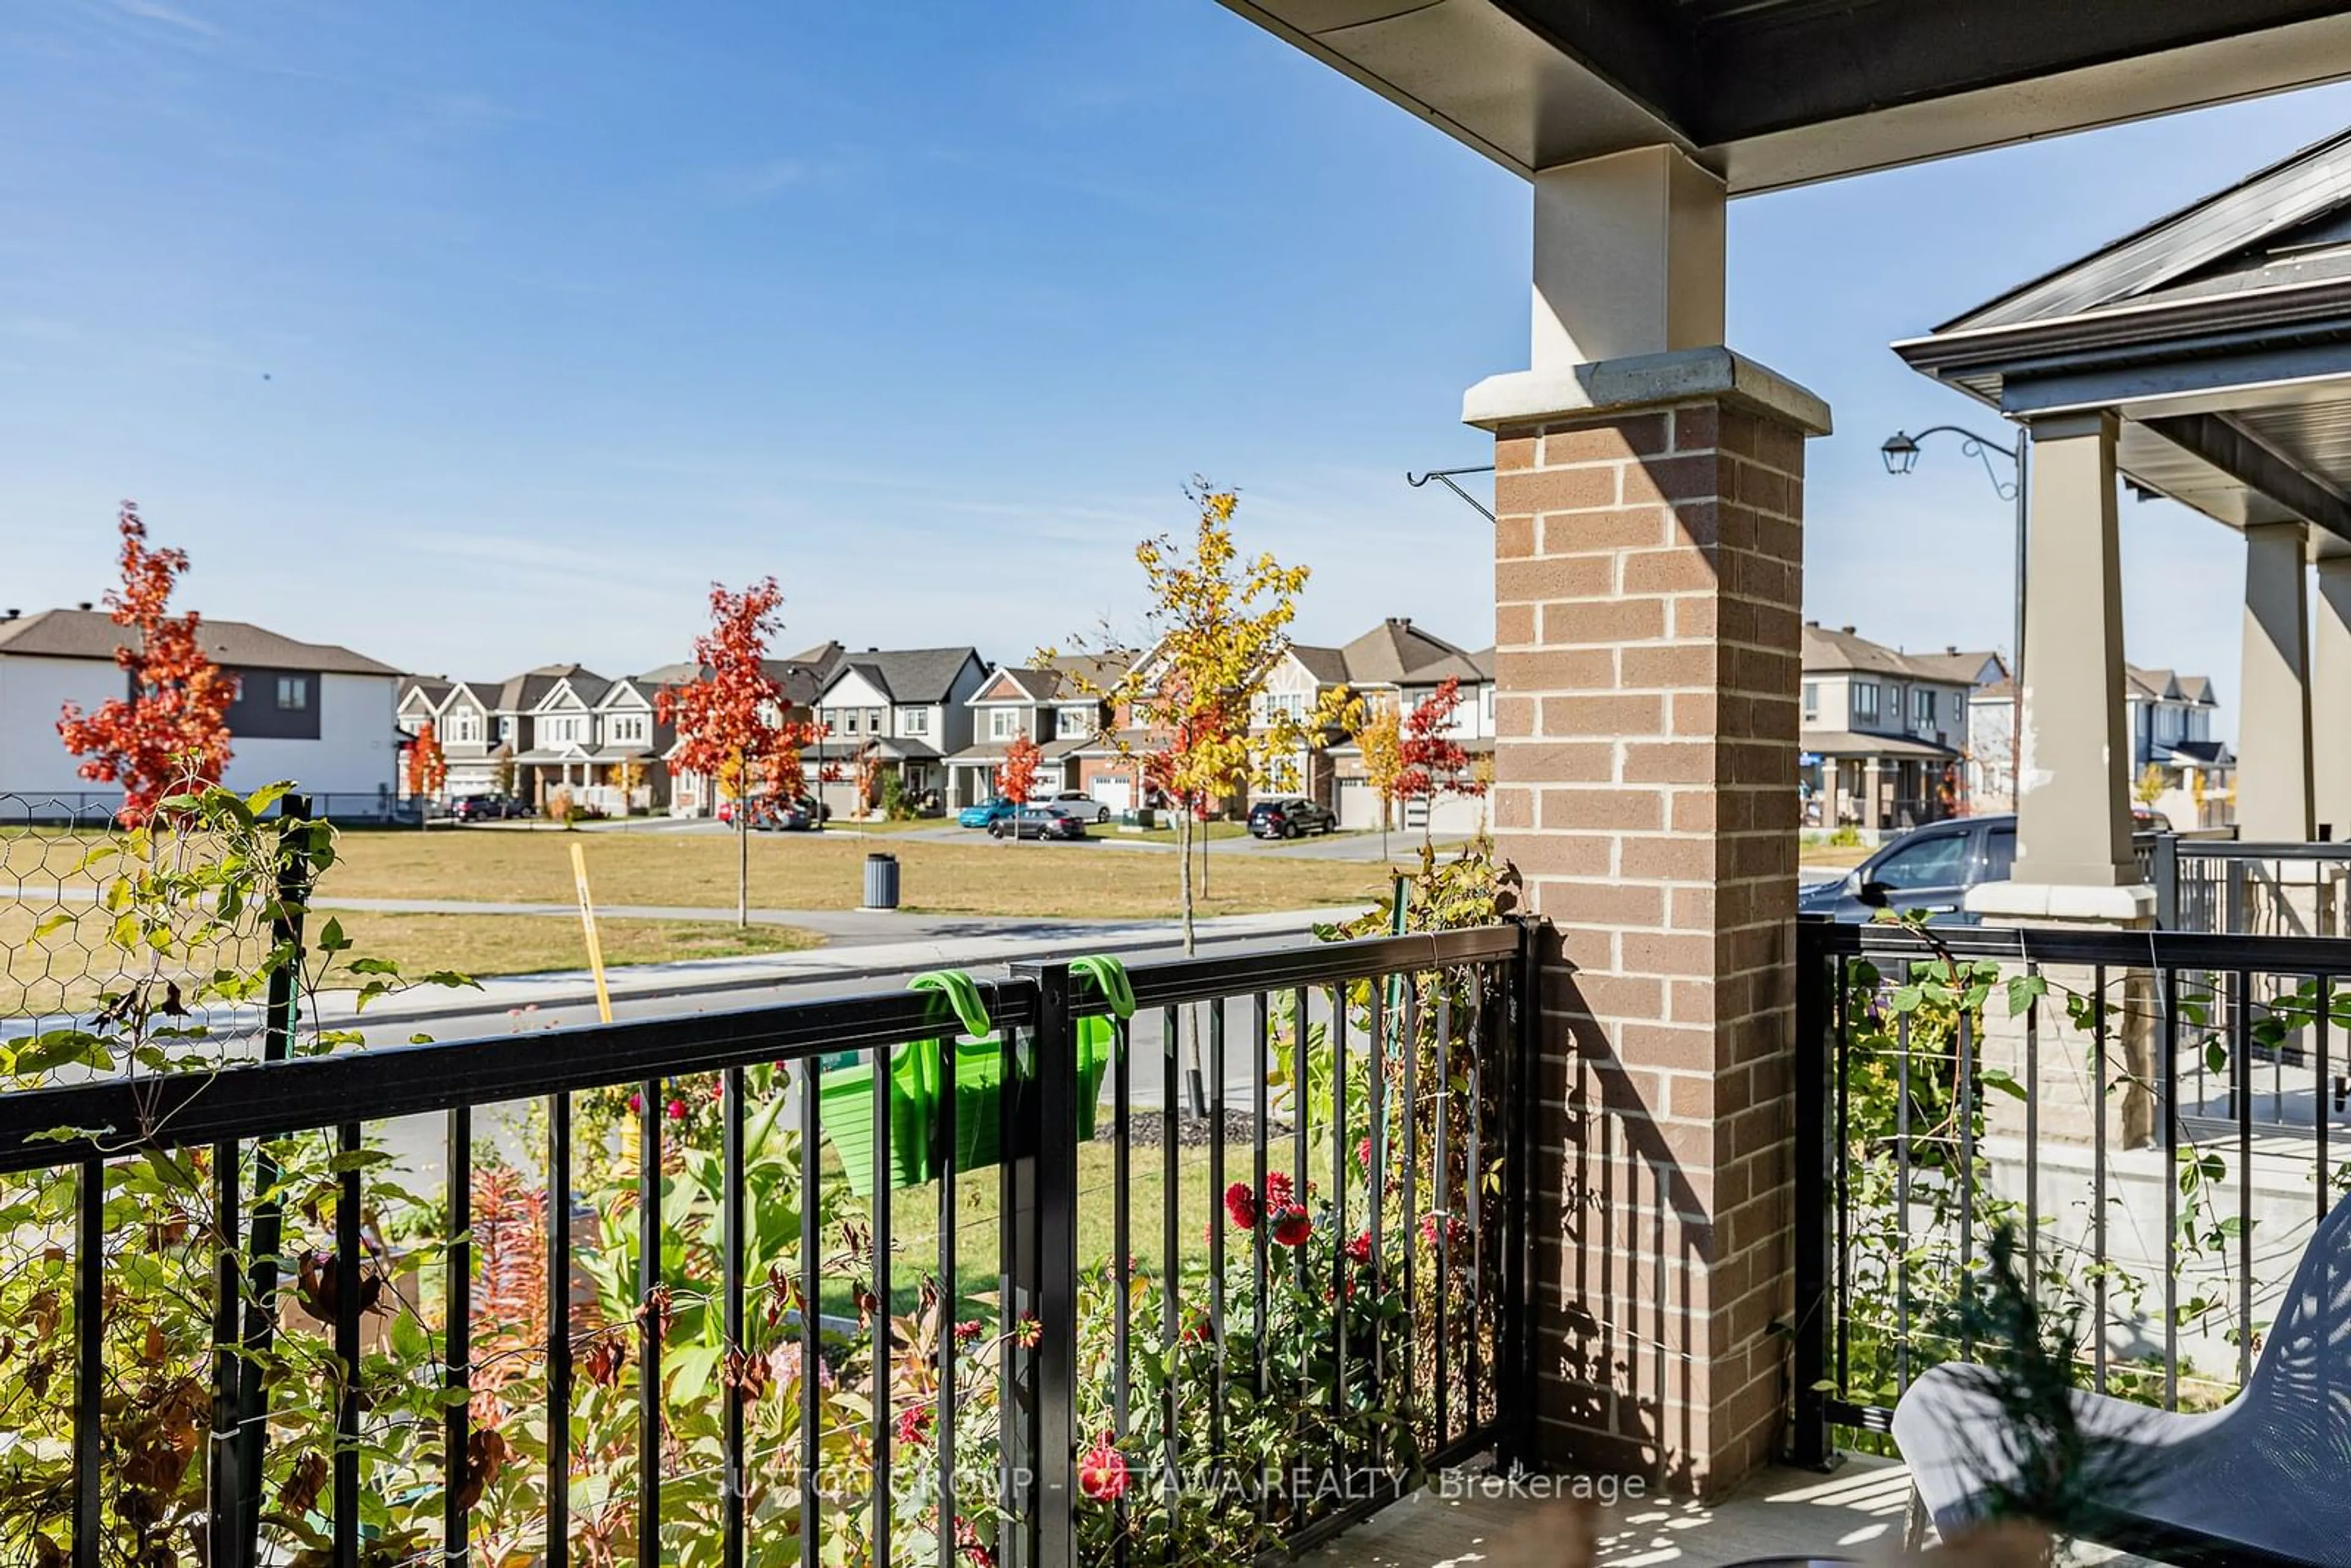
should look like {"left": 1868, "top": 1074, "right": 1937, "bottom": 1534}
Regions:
{"left": 0, "top": 606, "right": 402, "bottom": 677}
{"left": 1801, "top": 624, "right": 2003, "bottom": 685}
{"left": 823, "top": 647, "right": 982, "bottom": 705}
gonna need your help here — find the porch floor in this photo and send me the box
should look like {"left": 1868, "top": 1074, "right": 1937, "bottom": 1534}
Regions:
{"left": 1306, "top": 1457, "right": 2161, "bottom": 1566}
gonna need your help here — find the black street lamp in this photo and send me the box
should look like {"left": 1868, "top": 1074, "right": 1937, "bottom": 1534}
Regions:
{"left": 1881, "top": 424, "right": 2030, "bottom": 809}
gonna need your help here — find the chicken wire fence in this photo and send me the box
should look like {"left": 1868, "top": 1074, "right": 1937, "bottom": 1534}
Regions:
{"left": 1, "top": 791, "right": 294, "bottom": 1049}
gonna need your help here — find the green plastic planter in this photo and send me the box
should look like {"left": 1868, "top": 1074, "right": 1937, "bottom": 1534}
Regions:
{"left": 816, "top": 1038, "right": 937, "bottom": 1197}
{"left": 816, "top": 959, "right": 1131, "bottom": 1196}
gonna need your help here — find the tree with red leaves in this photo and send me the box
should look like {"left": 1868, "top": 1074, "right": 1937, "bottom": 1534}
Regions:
{"left": 1395, "top": 677, "right": 1486, "bottom": 849}
{"left": 997, "top": 733, "right": 1041, "bottom": 808}
{"left": 57, "top": 502, "right": 235, "bottom": 827}
{"left": 405, "top": 721, "right": 448, "bottom": 826}
{"left": 656, "top": 577, "right": 818, "bottom": 926}
{"left": 996, "top": 733, "right": 1042, "bottom": 842}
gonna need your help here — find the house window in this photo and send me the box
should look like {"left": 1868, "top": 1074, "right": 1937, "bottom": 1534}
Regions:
{"left": 450, "top": 711, "right": 481, "bottom": 744}
{"left": 1802, "top": 683, "right": 1820, "bottom": 722}
{"left": 1853, "top": 682, "right": 1880, "bottom": 721}
{"left": 868, "top": 708, "right": 884, "bottom": 733}
{"left": 1913, "top": 688, "right": 1935, "bottom": 724}
{"left": 607, "top": 715, "right": 645, "bottom": 746}
{"left": 1479, "top": 685, "right": 1493, "bottom": 726}
{"left": 276, "top": 676, "right": 309, "bottom": 711}
{"left": 990, "top": 708, "right": 1021, "bottom": 740}
{"left": 836, "top": 708, "right": 858, "bottom": 735}
{"left": 903, "top": 707, "right": 929, "bottom": 735}
{"left": 1060, "top": 705, "right": 1095, "bottom": 733}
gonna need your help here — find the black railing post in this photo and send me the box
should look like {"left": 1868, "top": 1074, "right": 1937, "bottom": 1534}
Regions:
{"left": 231, "top": 792, "right": 310, "bottom": 1565}
{"left": 1788, "top": 915, "right": 1837, "bottom": 1471}
{"left": 1000, "top": 964, "right": 1076, "bottom": 1568}
{"left": 1500, "top": 915, "right": 1540, "bottom": 1470}
{"left": 2154, "top": 832, "right": 2180, "bottom": 931}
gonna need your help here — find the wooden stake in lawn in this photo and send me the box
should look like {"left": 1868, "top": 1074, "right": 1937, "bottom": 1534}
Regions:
{"left": 657, "top": 577, "right": 820, "bottom": 928}
{"left": 1044, "top": 481, "right": 1353, "bottom": 1114}
{"left": 569, "top": 841, "right": 613, "bottom": 1024}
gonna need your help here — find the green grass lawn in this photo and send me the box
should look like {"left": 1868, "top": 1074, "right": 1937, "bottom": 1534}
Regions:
{"left": 795, "top": 1126, "right": 1366, "bottom": 1321}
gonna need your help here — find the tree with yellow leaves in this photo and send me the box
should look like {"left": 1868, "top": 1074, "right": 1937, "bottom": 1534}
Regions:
{"left": 1044, "top": 482, "right": 1354, "bottom": 955}
{"left": 1357, "top": 702, "right": 1404, "bottom": 862}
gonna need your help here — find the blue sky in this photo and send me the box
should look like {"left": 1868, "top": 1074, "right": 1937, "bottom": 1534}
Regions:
{"left": 7, "top": 1, "right": 2350, "bottom": 737}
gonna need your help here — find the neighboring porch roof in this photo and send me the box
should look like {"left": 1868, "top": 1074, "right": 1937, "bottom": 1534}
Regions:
{"left": 806, "top": 737, "right": 942, "bottom": 763}
{"left": 1897, "top": 127, "right": 2351, "bottom": 557}
{"left": 2160, "top": 739, "right": 2238, "bottom": 770}
{"left": 1215, "top": 2, "right": 2351, "bottom": 194}
{"left": 945, "top": 738, "right": 1089, "bottom": 766}
{"left": 1801, "top": 730, "right": 1957, "bottom": 760}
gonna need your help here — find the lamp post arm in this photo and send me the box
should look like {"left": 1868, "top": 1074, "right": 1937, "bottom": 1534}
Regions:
{"left": 1907, "top": 424, "right": 2021, "bottom": 500}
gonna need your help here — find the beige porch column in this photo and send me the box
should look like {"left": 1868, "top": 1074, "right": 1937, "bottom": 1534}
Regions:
{"left": 2317, "top": 557, "right": 2351, "bottom": 838}
{"left": 1475, "top": 140, "right": 1828, "bottom": 1496}
{"left": 1968, "top": 411, "right": 2151, "bottom": 921}
{"left": 2239, "top": 520, "right": 2315, "bottom": 841}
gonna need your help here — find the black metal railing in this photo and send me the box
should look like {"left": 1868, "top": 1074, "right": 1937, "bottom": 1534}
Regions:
{"left": 0, "top": 921, "right": 1534, "bottom": 1567}
{"left": 1791, "top": 915, "right": 2351, "bottom": 1462}
{"left": 2149, "top": 833, "right": 2351, "bottom": 938}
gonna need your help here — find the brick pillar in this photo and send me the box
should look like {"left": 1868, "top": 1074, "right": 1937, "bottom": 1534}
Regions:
{"left": 1478, "top": 350, "right": 1828, "bottom": 1494}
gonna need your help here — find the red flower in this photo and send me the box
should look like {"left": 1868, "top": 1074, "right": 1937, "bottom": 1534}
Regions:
{"left": 1223, "top": 1180, "right": 1258, "bottom": 1231}
{"left": 896, "top": 1403, "right": 932, "bottom": 1447}
{"left": 1078, "top": 1435, "right": 1130, "bottom": 1502}
{"left": 710, "top": 1078, "right": 726, "bottom": 1101}
{"left": 1356, "top": 1136, "right": 1373, "bottom": 1172}
{"left": 1014, "top": 1315, "right": 1043, "bottom": 1348}
{"left": 954, "top": 1319, "right": 984, "bottom": 1344}
{"left": 1179, "top": 1310, "right": 1210, "bottom": 1345}
{"left": 1270, "top": 1207, "right": 1313, "bottom": 1248}
{"left": 1420, "top": 1213, "right": 1468, "bottom": 1251}
{"left": 628, "top": 1092, "right": 644, "bottom": 1115}
{"left": 956, "top": 1515, "right": 995, "bottom": 1566}
{"left": 1344, "top": 1231, "right": 1373, "bottom": 1266}
{"left": 667, "top": 1098, "right": 689, "bottom": 1121}
{"left": 1264, "top": 1171, "right": 1295, "bottom": 1210}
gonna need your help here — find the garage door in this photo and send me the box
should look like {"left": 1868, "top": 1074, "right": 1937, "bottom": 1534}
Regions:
{"left": 1336, "top": 778, "right": 1379, "bottom": 831}
{"left": 1090, "top": 778, "right": 1132, "bottom": 813}
{"left": 1426, "top": 794, "right": 1487, "bottom": 836}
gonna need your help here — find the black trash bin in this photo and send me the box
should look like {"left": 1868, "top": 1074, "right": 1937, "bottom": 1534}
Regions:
{"left": 863, "top": 851, "right": 900, "bottom": 910}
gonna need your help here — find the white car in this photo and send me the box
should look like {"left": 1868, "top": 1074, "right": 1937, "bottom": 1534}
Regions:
{"left": 1048, "top": 790, "right": 1112, "bottom": 824}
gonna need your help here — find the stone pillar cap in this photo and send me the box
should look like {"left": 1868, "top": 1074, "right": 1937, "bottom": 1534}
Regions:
{"left": 1464, "top": 345, "right": 1833, "bottom": 437}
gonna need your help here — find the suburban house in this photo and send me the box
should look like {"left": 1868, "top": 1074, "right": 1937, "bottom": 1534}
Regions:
{"left": 394, "top": 677, "right": 502, "bottom": 800}
{"left": 0, "top": 605, "right": 403, "bottom": 812}
{"left": 1074, "top": 618, "right": 1495, "bottom": 830}
{"left": 1316, "top": 619, "right": 1495, "bottom": 835}
{"left": 946, "top": 653, "right": 1127, "bottom": 810}
{"left": 400, "top": 643, "right": 841, "bottom": 817}
{"left": 1799, "top": 623, "right": 1997, "bottom": 837}
{"left": 806, "top": 647, "right": 987, "bottom": 815}
{"left": 1971, "top": 664, "right": 2234, "bottom": 825}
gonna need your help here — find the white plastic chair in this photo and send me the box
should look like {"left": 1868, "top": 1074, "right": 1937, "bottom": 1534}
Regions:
{"left": 1893, "top": 1197, "right": 2351, "bottom": 1566}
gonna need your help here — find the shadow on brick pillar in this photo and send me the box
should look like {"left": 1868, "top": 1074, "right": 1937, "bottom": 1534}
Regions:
{"left": 1480, "top": 351, "right": 1831, "bottom": 1497}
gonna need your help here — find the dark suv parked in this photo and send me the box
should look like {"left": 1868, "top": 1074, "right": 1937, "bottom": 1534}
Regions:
{"left": 1798, "top": 814, "right": 2018, "bottom": 924}
{"left": 1247, "top": 797, "right": 1337, "bottom": 839}
{"left": 450, "top": 795, "right": 530, "bottom": 823}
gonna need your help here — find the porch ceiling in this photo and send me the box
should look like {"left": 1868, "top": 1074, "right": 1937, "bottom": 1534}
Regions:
{"left": 1215, "top": 0, "right": 2351, "bottom": 192}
